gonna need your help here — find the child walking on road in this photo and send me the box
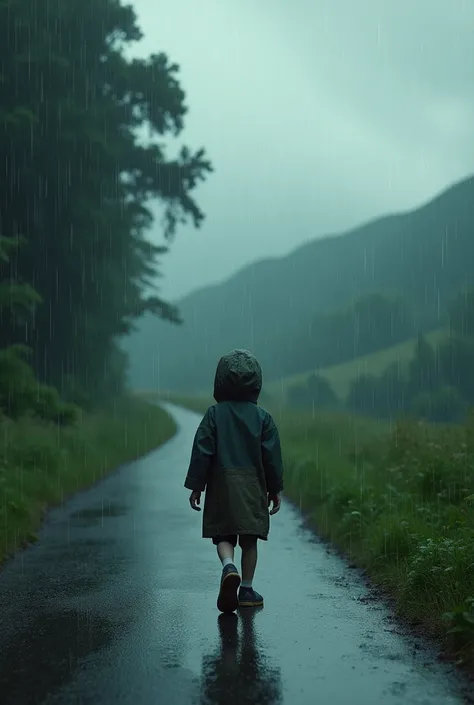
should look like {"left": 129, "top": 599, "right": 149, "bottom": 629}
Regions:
{"left": 184, "top": 349, "right": 284, "bottom": 613}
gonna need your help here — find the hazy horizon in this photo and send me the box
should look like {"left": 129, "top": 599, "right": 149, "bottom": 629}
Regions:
{"left": 130, "top": 0, "right": 474, "bottom": 301}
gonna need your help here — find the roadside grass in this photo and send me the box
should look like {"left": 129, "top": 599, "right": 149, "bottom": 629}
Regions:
{"left": 282, "top": 413, "right": 474, "bottom": 662}
{"left": 0, "top": 396, "right": 176, "bottom": 566}
{"left": 155, "top": 390, "right": 474, "bottom": 667}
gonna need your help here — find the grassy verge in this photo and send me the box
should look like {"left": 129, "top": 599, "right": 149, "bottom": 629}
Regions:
{"left": 0, "top": 396, "right": 176, "bottom": 566}
{"left": 282, "top": 413, "right": 474, "bottom": 663}
{"left": 157, "top": 391, "right": 474, "bottom": 667}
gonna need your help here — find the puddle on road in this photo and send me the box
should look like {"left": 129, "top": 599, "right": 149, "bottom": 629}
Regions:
{"left": 70, "top": 503, "right": 130, "bottom": 525}
{"left": 200, "top": 611, "right": 283, "bottom": 705}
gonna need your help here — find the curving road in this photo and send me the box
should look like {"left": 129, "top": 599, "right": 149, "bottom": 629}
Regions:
{"left": 0, "top": 404, "right": 471, "bottom": 705}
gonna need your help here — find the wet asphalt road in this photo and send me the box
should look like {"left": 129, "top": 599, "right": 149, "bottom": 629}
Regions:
{"left": 0, "top": 404, "right": 471, "bottom": 705}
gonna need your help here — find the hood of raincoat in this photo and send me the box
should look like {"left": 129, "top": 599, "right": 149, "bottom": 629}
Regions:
{"left": 213, "top": 349, "right": 262, "bottom": 403}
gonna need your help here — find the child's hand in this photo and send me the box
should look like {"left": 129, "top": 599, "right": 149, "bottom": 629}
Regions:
{"left": 189, "top": 490, "right": 202, "bottom": 511}
{"left": 268, "top": 493, "right": 281, "bottom": 516}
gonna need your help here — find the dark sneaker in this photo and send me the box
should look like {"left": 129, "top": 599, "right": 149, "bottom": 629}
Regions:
{"left": 238, "top": 587, "right": 264, "bottom": 608}
{"left": 217, "top": 564, "right": 241, "bottom": 613}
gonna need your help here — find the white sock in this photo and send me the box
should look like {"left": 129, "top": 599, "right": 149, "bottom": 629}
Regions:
{"left": 222, "top": 557, "right": 234, "bottom": 568}
{"left": 241, "top": 580, "right": 252, "bottom": 589}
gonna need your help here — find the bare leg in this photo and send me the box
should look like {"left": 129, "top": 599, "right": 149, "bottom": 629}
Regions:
{"left": 217, "top": 541, "right": 235, "bottom": 565}
{"left": 239, "top": 536, "right": 258, "bottom": 584}
{"left": 216, "top": 541, "right": 240, "bottom": 613}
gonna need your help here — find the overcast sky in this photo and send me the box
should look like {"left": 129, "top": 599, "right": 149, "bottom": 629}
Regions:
{"left": 130, "top": 0, "right": 474, "bottom": 301}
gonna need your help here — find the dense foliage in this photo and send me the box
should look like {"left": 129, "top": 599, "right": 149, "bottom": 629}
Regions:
{"left": 0, "top": 0, "right": 212, "bottom": 411}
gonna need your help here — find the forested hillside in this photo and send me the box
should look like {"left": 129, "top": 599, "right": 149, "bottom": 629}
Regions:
{"left": 126, "top": 174, "right": 474, "bottom": 393}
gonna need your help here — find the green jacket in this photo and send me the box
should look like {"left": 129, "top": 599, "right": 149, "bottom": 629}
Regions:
{"left": 184, "top": 349, "right": 284, "bottom": 540}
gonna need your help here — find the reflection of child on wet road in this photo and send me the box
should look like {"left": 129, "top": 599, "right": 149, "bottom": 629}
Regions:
{"left": 200, "top": 612, "right": 283, "bottom": 704}
{"left": 184, "top": 349, "right": 284, "bottom": 613}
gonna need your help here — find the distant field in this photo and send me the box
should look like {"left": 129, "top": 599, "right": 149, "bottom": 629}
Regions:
{"left": 265, "top": 328, "right": 445, "bottom": 402}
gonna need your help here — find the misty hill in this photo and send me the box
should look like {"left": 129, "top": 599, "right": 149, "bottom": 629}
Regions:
{"left": 125, "top": 175, "right": 474, "bottom": 393}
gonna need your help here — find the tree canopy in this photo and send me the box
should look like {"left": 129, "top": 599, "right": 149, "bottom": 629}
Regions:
{"left": 0, "top": 0, "right": 212, "bottom": 404}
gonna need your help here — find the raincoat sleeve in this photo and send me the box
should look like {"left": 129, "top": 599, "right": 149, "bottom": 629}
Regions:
{"left": 261, "top": 414, "right": 284, "bottom": 496}
{"left": 184, "top": 407, "right": 216, "bottom": 492}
